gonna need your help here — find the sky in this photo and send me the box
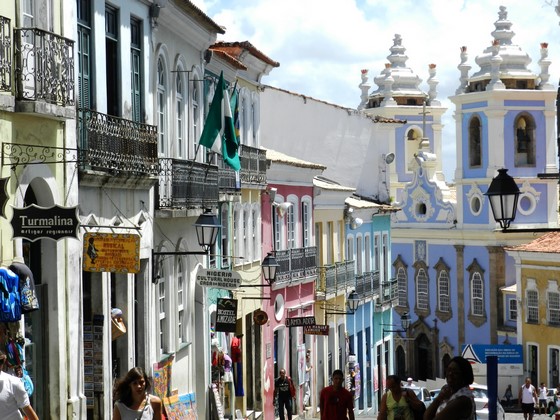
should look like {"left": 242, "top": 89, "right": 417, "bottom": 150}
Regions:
{"left": 191, "top": 0, "right": 560, "bottom": 182}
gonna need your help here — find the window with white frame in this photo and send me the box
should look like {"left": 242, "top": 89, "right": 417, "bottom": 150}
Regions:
{"left": 287, "top": 204, "right": 296, "bottom": 249}
{"left": 221, "top": 205, "right": 230, "bottom": 268}
{"left": 509, "top": 298, "right": 517, "bottom": 321}
{"left": 252, "top": 95, "right": 259, "bottom": 147}
{"left": 234, "top": 207, "right": 242, "bottom": 262}
{"left": 273, "top": 209, "right": 282, "bottom": 251}
{"left": 374, "top": 234, "right": 380, "bottom": 273}
{"left": 301, "top": 201, "right": 310, "bottom": 247}
{"left": 347, "top": 236, "right": 354, "bottom": 263}
{"left": 191, "top": 76, "right": 200, "bottom": 160}
{"left": 243, "top": 205, "right": 250, "bottom": 262}
{"left": 158, "top": 277, "right": 166, "bottom": 353}
{"left": 364, "top": 234, "right": 371, "bottom": 272}
{"left": 356, "top": 236, "right": 363, "bottom": 275}
{"left": 527, "top": 289, "right": 539, "bottom": 323}
{"left": 177, "top": 258, "right": 185, "bottom": 344}
{"left": 176, "top": 71, "right": 184, "bottom": 158}
{"left": 471, "top": 272, "right": 484, "bottom": 316}
{"left": 438, "top": 270, "right": 450, "bottom": 313}
{"left": 397, "top": 267, "right": 407, "bottom": 307}
{"left": 549, "top": 291, "right": 560, "bottom": 326}
{"left": 252, "top": 206, "right": 259, "bottom": 262}
{"left": 416, "top": 268, "right": 428, "bottom": 310}
{"left": 241, "top": 95, "right": 249, "bottom": 143}
{"left": 157, "top": 57, "right": 167, "bottom": 156}
{"left": 382, "top": 233, "right": 388, "bottom": 283}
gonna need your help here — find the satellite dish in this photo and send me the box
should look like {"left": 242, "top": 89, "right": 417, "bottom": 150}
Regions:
{"left": 274, "top": 202, "right": 293, "bottom": 218}
{"left": 384, "top": 153, "right": 395, "bottom": 164}
{"left": 350, "top": 217, "right": 363, "bottom": 230}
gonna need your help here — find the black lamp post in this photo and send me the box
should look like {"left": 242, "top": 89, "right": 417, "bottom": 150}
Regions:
{"left": 325, "top": 290, "right": 361, "bottom": 316}
{"left": 484, "top": 168, "right": 520, "bottom": 231}
{"left": 152, "top": 209, "right": 221, "bottom": 283}
{"left": 261, "top": 252, "right": 279, "bottom": 285}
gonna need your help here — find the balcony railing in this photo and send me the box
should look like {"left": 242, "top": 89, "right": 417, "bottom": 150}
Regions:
{"left": 157, "top": 158, "right": 218, "bottom": 209}
{"left": 275, "top": 246, "right": 317, "bottom": 285}
{"left": 380, "top": 278, "right": 398, "bottom": 303}
{"left": 0, "top": 16, "right": 11, "bottom": 92}
{"left": 78, "top": 108, "right": 158, "bottom": 176}
{"left": 355, "top": 270, "right": 380, "bottom": 299}
{"left": 316, "top": 260, "right": 356, "bottom": 296}
{"left": 14, "top": 27, "right": 74, "bottom": 106}
{"left": 218, "top": 144, "right": 267, "bottom": 192}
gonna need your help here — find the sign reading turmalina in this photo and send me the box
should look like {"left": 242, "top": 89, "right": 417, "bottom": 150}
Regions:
{"left": 83, "top": 233, "right": 140, "bottom": 273}
{"left": 215, "top": 298, "right": 237, "bottom": 333}
{"left": 11, "top": 204, "right": 79, "bottom": 241}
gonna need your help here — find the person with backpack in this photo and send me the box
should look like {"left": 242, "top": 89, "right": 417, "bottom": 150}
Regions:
{"left": 274, "top": 368, "right": 294, "bottom": 420}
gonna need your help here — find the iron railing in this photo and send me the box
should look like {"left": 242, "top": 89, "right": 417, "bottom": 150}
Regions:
{"left": 380, "top": 278, "right": 398, "bottom": 303}
{"left": 78, "top": 108, "right": 158, "bottom": 175}
{"left": 14, "top": 27, "right": 74, "bottom": 106}
{"left": 218, "top": 144, "right": 267, "bottom": 192}
{"left": 157, "top": 158, "right": 218, "bottom": 209}
{"left": 0, "top": 16, "right": 11, "bottom": 92}
{"left": 316, "top": 260, "right": 356, "bottom": 295}
{"left": 275, "top": 246, "right": 317, "bottom": 285}
{"left": 355, "top": 270, "right": 380, "bottom": 299}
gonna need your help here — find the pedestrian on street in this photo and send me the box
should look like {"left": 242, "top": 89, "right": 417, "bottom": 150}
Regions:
{"left": 518, "top": 377, "right": 538, "bottom": 420}
{"left": 0, "top": 349, "right": 38, "bottom": 420}
{"left": 378, "top": 374, "right": 423, "bottom": 420}
{"left": 304, "top": 349, "right": 312, "bottom": 407}
{"left": 539, "top": 383, "right": 548, "bottom": 415}
{"left": 503, "top": 384, "right": 513, "bottom": 407}
{"left": 424, "top": 356, "right": 476, "bottom": 420}
{"left": 320, "top": 369, "right": 355, "bottom": 420}
{"left": 113, "top": 367, "right": 162, "bottom": 420}
{"left": 274, "top": 368, "right": 294, "bottom": 420}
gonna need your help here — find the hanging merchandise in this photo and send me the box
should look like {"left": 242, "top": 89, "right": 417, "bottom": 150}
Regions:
{"left": 0, "top": 267, "right": 21, "bottom": 322}
{"left": 9, "top": 259, "right": 39, "bottom": 313}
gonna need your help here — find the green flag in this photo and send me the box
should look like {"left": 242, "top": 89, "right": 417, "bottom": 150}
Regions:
{"left": 199, "top": 72, "right": 241, "bottom": 171}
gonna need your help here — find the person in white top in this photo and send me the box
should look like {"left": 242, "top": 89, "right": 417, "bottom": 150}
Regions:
{"left": 538, "top": 382, "right": 548, "bottom": 415}
{"left": 0, "top": 349, "right": 38, "bottom": 420}
{"left": 518, "top": 377, "right": 538, "bottom": 420}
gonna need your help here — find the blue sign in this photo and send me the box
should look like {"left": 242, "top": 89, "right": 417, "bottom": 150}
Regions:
{"left": 462, "top": 344, "right": 523, "bottom": 375}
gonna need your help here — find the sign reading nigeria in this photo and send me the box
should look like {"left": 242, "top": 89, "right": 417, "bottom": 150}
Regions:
{"left": 11, "top": 204, "right": 79, "bottom": 241}
{"left": 196, "top": 267, "right": 241, "bottom": 290}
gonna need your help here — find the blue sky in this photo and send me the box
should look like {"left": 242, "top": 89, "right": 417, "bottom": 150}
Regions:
{"left": 193, "top": 0, "right": 560, "bottom": 181}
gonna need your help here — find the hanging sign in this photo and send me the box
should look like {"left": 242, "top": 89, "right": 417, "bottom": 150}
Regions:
{"left": 196, "top": 267, "right": 241, "bottom": 290}
{"left": 83, "top": 233, "right": 140, "bottom": 273}
{"left": 286, "top": 316, "right": 316, "bottom": 328}
{"left": 11, "top": 204, "right": 79, "bottom": 241}
{"left": 215, "top": 298, "right": 238, "bottom": 333}
{"left": 303, "top": 324, "right": 329, "bottom": 335}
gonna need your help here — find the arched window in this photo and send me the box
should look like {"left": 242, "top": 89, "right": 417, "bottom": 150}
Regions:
{"left": 515, "top": 114, "right": 536, "bottom": 166}
{"left": 191, "top": 75, "right": 201, "bottom": 160}
{"left": 434, "top": 258, "right": 452, "bottom": 321}
{"left": 468, "top": 116, "right": 481, "bottom": 167}
{"left": 175, "top": 71, "right": 185, "bottom": 158}
{"left": 397, "top": 267, "right": 407, "bottom": 308}
{"left": 177, "top": 258, "right": 185, "bottom": 344}
{"left": 156, "top": 58, "right": 167, "bottom": 156}
{"left": 471, "top": 273, "right": 483, "bottom": 316}
{"left": 416, "top": 268, "right": 429, "bottom": 310}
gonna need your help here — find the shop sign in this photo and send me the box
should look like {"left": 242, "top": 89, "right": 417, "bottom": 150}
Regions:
{"left": 83, "top": 233, "right": 140, "bottom": 273}
{"left": 196, "top": 268, "right": 241, "bottom": 290}
{"left": 303, "top": 324, "right": 329, "bottom": 335}
{"left": 286, "top": 316, "right": 316, "bottom": 328}
{"left": 215, "top": 298, "right": 237, "bottom": 333}
{"left": 11, "top": 204, "right": 79, "bottom": 241}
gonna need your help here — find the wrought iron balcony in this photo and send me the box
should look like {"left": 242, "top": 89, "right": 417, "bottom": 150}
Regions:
{"left": 275, "top": 246, "right": 317, "bottom": 285}
{"left": 380, "top": 278, "right": 398, "bottom": 303}
{"left": 355, "top": 270, "right": 380, "bottom": 299}
{"left": 78, "top": 108, "right": 158, "bottom": 176}
{"left": 157, "top": 158, "right": 218, "bottom": 209}
{"left": 218, "top": 144, "right": 267, "bottom": 192}
{"left": 0, "top": 16, "right": 11, "bottom": 92}
{"left": 316, "top": 260, "right": 356, "bottom": 296}
{"left": 14, "top": 27, "right": 74, "bottom": 106}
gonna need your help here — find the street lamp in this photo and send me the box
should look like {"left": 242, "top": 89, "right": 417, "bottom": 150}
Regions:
{"left": 484, "top": 168, "right": 520, "bottom": 231}
{"left": 379, "top": 312, "right": 411, "bottom": 404}
{"left": 152, "top": 209, "right": 221, "bottom": 283}
{"left": 261, "top": 252, "right": 279, "bottom": 285}
{"left": 325, "top": 290, "right": 361, "bottom": 316}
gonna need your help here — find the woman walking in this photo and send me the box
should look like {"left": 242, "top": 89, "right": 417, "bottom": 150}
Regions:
{"left": 113, "top": 367, "right": 163, "bottom": 420}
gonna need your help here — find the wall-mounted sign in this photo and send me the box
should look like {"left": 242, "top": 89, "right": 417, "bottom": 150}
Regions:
{"left": 286, "top": 316, "right": 316, "bottom": 328}
{"left": 0, "top": 177, "right": 8, "bottom": 218}
{"left": 304, "top": 324, "right": 329, "bottom": 336}
{"left": 253, "top": 309, "right": 268, "bottom": 326}
{"left": 83, "top": 233, "right": 140, "bottom": 273}
{"left": 196, "top": 268, "right": 241, "bottom": 290}
{"left": 215, "top": 298, "right": 237, "bottom": 333}
{"left": 462, "top": 344, "right": 523, "bottom": 375}
{"left": 11, "top": 204, "right": 79, "bottom": 241}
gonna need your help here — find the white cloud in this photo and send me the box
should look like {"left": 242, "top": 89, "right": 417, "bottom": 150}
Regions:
{"left": 193, "top": 0, "right": 560, "bottom": 181}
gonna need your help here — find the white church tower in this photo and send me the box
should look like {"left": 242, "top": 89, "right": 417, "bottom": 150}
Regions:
{"left": 361, "top": 34, "right": 448, "bottom": 204}
{"left": 450, "top": 6, "right": 558, "bottom": 231}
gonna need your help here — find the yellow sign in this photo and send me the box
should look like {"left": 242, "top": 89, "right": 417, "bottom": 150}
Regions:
{"left": 83, "top": 233, "right": 140, "bottom": 273}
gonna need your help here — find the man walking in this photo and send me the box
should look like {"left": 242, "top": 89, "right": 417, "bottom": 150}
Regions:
{"left": 275, "top": 368, "right": 293, "bottom": 420}
{"left": 303, "top": 349, "right": 312, "bottom": 406}
{"left": 0, "top": 349, "right": 38, "bottom": 420}
{"left": 519, "top": 377, "right": 538, "bottom": 420}
{"left": 539, "top": 382, "right": 548, "bottom": 415}
{"left": 320, "top": 369, "right": 355, "bottom": 420}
